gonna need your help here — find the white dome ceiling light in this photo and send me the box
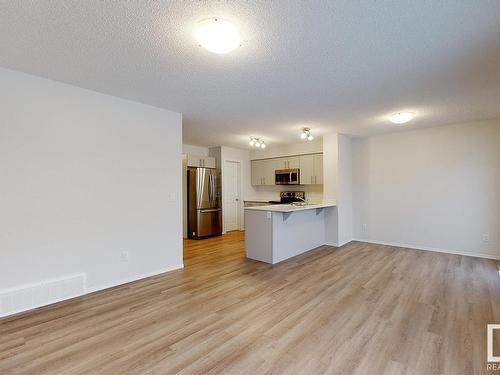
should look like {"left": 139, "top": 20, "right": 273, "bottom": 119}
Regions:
{"left": 389, "top": 112, "right": 414, "bottom": 124}
{"left": 195, "top": 18, "right": 240, "bottom": 54}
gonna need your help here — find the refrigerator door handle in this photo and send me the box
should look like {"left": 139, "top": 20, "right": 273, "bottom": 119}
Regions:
{"left": 212, "top": 174, "right": 217, "bottom": 206}
{"left": 208, "top": 174, "right": 212, "bottom": 204}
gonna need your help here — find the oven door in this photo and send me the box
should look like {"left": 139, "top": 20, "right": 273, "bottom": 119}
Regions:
{"left": 275, "top": 169, "right": 300, "bottom": 185}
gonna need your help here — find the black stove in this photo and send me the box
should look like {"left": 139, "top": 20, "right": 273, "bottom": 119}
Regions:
{"left": 279, "top": 191, "right": 305, "bottom": 204}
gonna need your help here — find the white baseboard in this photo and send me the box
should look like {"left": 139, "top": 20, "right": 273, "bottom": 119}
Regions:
{"left": 352, "top": 238, "right": 500, "bottom": 261}
{"left": 86, "top": 263, "right": 184, "bottom": 294}
{"left": 0, "top": 264, "right": 184, "bottom": 318}
{"left": 324, "top": 239, "right": 353, "bottom": 247}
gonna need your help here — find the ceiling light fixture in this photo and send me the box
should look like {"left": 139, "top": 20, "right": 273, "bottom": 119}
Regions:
{"left": 389, "top": 112, "right": 414, "bottom": 124}
{"left": 195, "top": 18, "right": 240, "bottom": 54}
{"left": 249, "top": 137, "right": 266, "bottom": 149}
{"left": 301, "top": 128, "right": 314, "bottom": 141}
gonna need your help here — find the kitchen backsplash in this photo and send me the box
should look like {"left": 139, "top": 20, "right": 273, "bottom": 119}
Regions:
{"left": 245, "top": 184, "right": 323, "bottom": 203}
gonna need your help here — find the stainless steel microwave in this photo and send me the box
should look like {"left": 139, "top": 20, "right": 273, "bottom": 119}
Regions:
{"left": 275, "top": 168, "right": 300, "bottom": 185}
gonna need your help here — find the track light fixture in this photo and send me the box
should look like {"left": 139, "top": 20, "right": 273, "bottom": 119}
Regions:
{"left": 249, "top": 136, "right": 266, "bottom": 149}
{"left": 301, "top": 128, "right": 314, "bottom": 141}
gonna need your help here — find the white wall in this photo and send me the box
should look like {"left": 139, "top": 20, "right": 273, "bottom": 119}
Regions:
{"left": 182, "top": 144, "right": 209, "bottom": 156}
{"left": 323, "top": 134, "right": 339, "bottom": 203}
{"left": 322, "top": 133, "right": 339, "bottom": 245}
{"left": 337, "top": 135, "right": 353, "bottom": 245}
{"left": 321, "top": 133, "right": 353, "bottom": 246}
{"left": 352, "top": 118, "right": 500, "bottom": 259}
{"left": 250, "top": 139, "right": 323, "bottom": 159}
{"left": 0, "top": 68, "right": 183, "bottom": 301}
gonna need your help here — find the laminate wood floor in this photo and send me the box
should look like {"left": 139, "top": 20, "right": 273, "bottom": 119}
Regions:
{"left": 1, "top": 231, "right": 500, "bottom": 374}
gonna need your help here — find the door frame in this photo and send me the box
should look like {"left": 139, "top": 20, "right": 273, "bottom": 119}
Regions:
{"left": 222, "top": 159, "right": 242, "bottom": 233}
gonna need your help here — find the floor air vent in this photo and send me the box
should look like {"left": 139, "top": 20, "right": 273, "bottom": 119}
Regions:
{"left": 0, "top": 273, "right": 86, "bottom": 318}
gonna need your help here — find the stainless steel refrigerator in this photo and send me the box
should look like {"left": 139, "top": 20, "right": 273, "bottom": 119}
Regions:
{"left": 187, "top": 167, "right": 222, "bottom": 239}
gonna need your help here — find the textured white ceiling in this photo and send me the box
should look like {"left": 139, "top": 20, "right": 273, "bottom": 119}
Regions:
{"left": 1, "top": 1, "right": 500, "bottom": 148}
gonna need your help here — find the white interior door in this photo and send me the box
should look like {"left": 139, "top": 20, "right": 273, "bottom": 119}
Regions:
{"left": 223, "top": 160, "right": 241, "bottom": 232}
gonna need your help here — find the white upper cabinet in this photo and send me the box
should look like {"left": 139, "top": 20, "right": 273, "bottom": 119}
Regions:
{"left": 251, "top": 160, "right": 264, "bottom": 185}
{"left": 287, "top": 156, "right": 300, "bottom": 169}
{"left": 186, "top": 154, "right": 216, "bottom": 168}
{"left": 313, "top": 154, "right": 323, "bottom": 185}
{"left": 203, "top": 157, "right": 216, "bottom": 168}
{"left": 299, "top": 154, "right": 314, "bottom": 184}
{"left": 263, "top": 159, "right": 277, "bottom": 185}
{"left": 251, "top": 153, "right": 323, "bottom": 186}
{"left": 299, "top": 154, "right": 323, "bottom": 185}
{"left": 275, "top": 156, "right": 299, "bottom": 169}
{"left": 251, "top": 159, "right": 277, "bottom": 185}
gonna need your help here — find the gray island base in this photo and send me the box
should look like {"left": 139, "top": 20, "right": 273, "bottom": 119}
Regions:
{"left": 244, "top": 203, "right": 336, "bottom": 264}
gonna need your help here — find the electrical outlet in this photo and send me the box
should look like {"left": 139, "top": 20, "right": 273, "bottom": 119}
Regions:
{"left": 362, "top": 223, "right": 367, "bottom": 232}
{"left": 483, "top": 234, "right": 490, "bottom": 243}
{"left": 121, "top": 251, "right": 130, "bottom": 262}
{"left": 267, "top": 212, "right": 272, "bottom": 219}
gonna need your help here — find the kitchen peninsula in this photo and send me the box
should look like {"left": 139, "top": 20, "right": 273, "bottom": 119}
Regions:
{"left": 244, "top": 202, "right": 336, "bottom": 264}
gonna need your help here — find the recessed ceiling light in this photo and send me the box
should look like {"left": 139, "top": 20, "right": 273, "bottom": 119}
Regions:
{"left": 389, "top": 112, "right": 414, "bottom": 124}
{"left": 195, "top": 18, "right": 240, "bottom": 54}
